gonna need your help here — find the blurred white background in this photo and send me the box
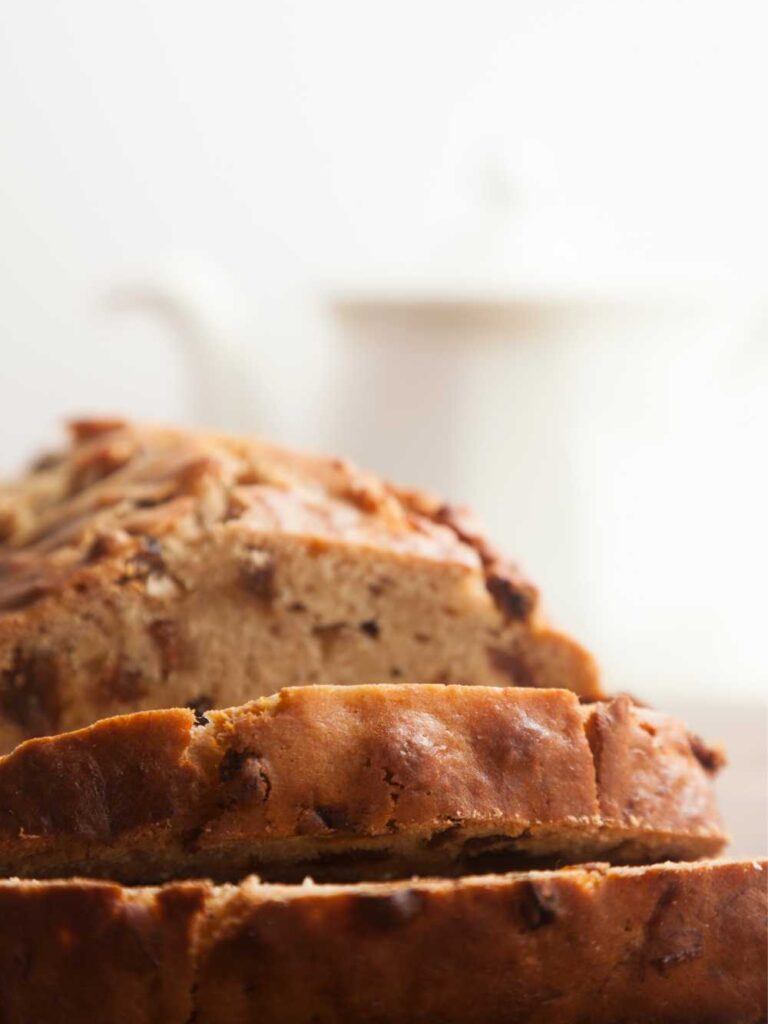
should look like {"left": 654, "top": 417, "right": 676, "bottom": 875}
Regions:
{"left": 0, "top": 0, "right": 766, "bottom": 724}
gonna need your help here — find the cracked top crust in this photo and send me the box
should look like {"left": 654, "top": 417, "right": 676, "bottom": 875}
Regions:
{"left": 0, "top": 418, "right": 503, "bottom": 602}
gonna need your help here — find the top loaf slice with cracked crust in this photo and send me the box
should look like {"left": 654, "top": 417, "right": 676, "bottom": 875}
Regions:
{"left": 0, "top": 418, "right": 599, "bottom": 752}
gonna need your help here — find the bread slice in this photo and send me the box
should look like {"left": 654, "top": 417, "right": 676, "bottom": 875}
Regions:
{"left": 0, "top": 685, "right": 725, "bottom": 883}
{"left": 0, "top": 861, "right": 764, "bottom": 1023}
{"left": 0, "top": 419, "right": 599, "bottom": 752}
{"left": 195, "top": 860, "right": 767, "bottom": 1024}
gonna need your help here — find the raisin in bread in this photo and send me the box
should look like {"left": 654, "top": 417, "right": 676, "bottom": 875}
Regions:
{"left": 0, "top": 685, "right": 725, "bottom": 883}
{"left": 0, "top": 419, "right": 599, "bottom": 752}
{"left": 1, "top": 861, "right": 764, "bottom": 1024}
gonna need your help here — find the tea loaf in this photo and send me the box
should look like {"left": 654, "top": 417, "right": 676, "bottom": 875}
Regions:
{"left": 0, "top": 685, "right": 725, "bottom": 883}
{"left": 0, "top": 860, "right": 764, "bottom": 1024}
{"left": 0, "top": 419, "right": 600, "bottom": 752}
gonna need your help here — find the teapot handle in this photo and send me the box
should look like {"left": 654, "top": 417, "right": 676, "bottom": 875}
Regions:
{"left": 104, "top": 260, "right": 256, "bottom": 431}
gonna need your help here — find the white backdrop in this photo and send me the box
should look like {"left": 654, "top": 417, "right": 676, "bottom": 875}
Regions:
{"left": 0, "top": 0, "right": 766, "bottom": 706}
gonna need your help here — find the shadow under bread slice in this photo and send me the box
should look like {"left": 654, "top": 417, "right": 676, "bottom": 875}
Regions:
{"left": 0, "top": 684, "right": 726, "bottom": 883}
{"left": 0, "top": 861, "right": 765, "bottom": 1024}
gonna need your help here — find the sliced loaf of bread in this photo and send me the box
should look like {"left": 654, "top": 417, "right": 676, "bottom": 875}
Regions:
{"left": 0, "top": 419, "right": 599, "bottom": 751}
{"left": 0, "top": 685, "right": 725, "bottom": 883}
{"left": 0, "top": 860, "right": 764, "bottom": 1024}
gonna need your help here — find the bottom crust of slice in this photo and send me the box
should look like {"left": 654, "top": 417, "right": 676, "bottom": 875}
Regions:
{"left": 0, "top": 860, "right": 764, "bottom": 1024}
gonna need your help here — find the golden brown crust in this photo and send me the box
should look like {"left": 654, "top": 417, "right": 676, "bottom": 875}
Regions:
{"left": 0, "top": 685, "right": 725, "bottom": 883}
{"left": 0, "top": 420, "right": 601, "bottom": 751}
{"left": 4, "top": 861, "right": 760, "bottom": 1024}
{"left": 0, "top": 878, "right": 205, "bottom": 1024}
{"left": 191, "top": 860, "right": 768, "bottom": 1024}
{"left": 584, "top": 696, "right": 726, "bottom": 834}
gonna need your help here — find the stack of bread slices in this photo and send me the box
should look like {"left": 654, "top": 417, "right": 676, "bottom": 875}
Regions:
{"left": 0, "top": 419, "right": 764, "bottom": 1024}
